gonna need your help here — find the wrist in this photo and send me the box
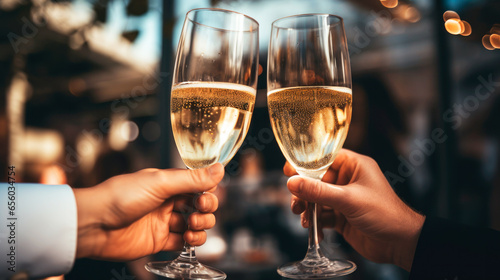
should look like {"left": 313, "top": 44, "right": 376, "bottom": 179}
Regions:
{"left": 393, "top": 209, "right": 425, "bottom": 271}
{"left": 73, "top": 187, "right": 105, "bottom": 258}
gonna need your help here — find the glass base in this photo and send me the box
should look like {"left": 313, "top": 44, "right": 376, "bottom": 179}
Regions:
{"left": 277, "top": 257, "right": 356, "bottom": 279}
{"left": 145, "top": 260, "right": 226, "bottom": 280}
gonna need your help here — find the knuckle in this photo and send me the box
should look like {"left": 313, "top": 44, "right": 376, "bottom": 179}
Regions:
{"left": 153, "top": 170, "right": 169, "bottom": 184}
{"left": 309, "top": 180, "right": 324, "bottom": 200}
{"left": 141, "top": 168, "right": 159, "bottom": 173}
{"left": 192, "top": 167, "right": 217, "bottom": 188}
{"left": 189, "top": 169, "right": 206, "bottom": 187}
{"left": 363, "top": 155, "right": 379, "bottom": 167}
{"left": 313, "top": 180, "right": 324, "bottom": 198}
{"left": 339, "top": 186, "right": 355, "bottom": 209}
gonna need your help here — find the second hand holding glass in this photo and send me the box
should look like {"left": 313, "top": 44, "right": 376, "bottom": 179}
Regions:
{"left": 267, "top": 14, "right": 356, "bottom": 279}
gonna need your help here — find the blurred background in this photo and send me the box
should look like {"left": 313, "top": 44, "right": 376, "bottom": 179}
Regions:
{"left": 1, "top": 0, "right": 500, "bottom": 279}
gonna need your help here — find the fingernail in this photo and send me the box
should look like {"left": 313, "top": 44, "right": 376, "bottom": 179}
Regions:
{"left": 288, "top": 176, "right": 303, "bottom": 194}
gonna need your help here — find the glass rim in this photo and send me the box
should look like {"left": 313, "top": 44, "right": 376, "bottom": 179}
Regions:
{"left": 271, "top": 13, "right": 344, "bottom": 30}
{"left": 185, "top": 8, "right": 259, "bottom": 32}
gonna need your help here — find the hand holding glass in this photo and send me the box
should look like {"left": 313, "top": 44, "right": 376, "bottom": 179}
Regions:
{"left": 267, "top": 14, "right": 356, "bottom": 278}
{"left": 145, "top": 8, "right": 259, "bottom": 280}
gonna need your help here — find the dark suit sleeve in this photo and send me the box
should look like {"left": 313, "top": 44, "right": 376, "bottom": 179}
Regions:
{"left": 409, "top": 216, "right": 500, "bottom": 280}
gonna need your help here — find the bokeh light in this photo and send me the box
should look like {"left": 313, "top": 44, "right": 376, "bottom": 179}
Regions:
{"left": 40, "top": 165, "right": 67, "bottom": 185}
{"left": 482, "top": 35, "right": 495, "bottom": 50}
{"left": 380, "top": 0, "right": 398, "bottom": 9}
{"left": 404, "top": 7, "right": 421, "bottom": 23}
{"left": 23, "top": 129, "right": 64, "bottom": 164}
{"left": 460, "top": 21, "right": 472, "bottom": 36}
{"left": 109, "top": 118, "right": 134, "bottom": 150}
{"left": 443, "top": 10, "right": 460, "bottom": 21}
{"left": 68, "top": 78, "right": 86, "bottom": 96}
{"left": 490, "top": 34, "right": 500, "bottom": 48}
{"left": 121, "top": 121, "right": 139, "bottom": 142}
{"left": 445, "top": 19, "right": 464, "bottom": 35}
{"left": 196, "top": 235, "right": 227, "bottom": 262}
{"left": 76, "top": 131, "right": 100, "bottom": 173}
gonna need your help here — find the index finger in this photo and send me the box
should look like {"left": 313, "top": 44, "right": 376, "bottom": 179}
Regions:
{"left": 331, "top": 149, "right": 382, "bottom": 186}
{"left": 291, "top": 194, "right": 306, "bottom": 214}
{"left": 329, "top": 149, "right": 356, "bottom": 172}
{"left": 283, "top": 162, "right": 298, "bottom": 177}
{"left": 328, "top": 149, "right": 367, "bottom": 184}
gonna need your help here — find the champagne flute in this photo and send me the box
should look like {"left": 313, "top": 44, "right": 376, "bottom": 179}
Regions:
{"left": 145, "top": 8, "right": 259, "bottom": 280}
{"left": 267, "top": 14, "right": 356, "bottom": 278}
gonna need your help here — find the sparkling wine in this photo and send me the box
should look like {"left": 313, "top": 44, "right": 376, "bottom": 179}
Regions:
{"left": 171, "top": 82, "right": 256, "bottom": 169}
{"left": 268, "top": 86, "right": 352, "bottom": 177}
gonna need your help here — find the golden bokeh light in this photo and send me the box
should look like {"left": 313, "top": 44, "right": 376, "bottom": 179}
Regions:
{"left": 443, "top": 10, "right": 460, "bottom": 21}
{"left": 68, "top": 77, "right": 86, "bottom": 96}
{"left": 482, "top": 35, "right": 495, "bottom": 50}
{"left": 445, "top": 19, "right": 464, "bottom": 35}
{"left": 40, "top": 165, "right": 67, "bottom": 185}
{"left": 490, "top": 34, "right": 500, "bottom": 48}
{"left": 460, "top": 21, "right": 472, "bottom": 36}
{"left": 404, "top": 6, "right": 421, "bottom": 23}
{"left": 380, "top": 0, "right": 398, "bottom": 9}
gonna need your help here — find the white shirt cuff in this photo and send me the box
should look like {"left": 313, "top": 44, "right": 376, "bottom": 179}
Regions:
{"left": 1, "top": 183, "right": 77, "bottom": 278}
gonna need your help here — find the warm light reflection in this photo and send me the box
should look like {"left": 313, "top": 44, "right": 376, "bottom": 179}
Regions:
{"left": 76, "top": 132, "right": 100, "bottom": 173}
{"left": 122, "top": 121, "right": 139, "bottom": 142}
{"left": 443, "top": 10, "right": 460, "bottom": 21}
{"left": 109, "top": 118, "right": 139, "bottom": 150}
{"left": 460, "top": 21, "right": 472, "bottom": 36}
{"left": 23, "top": 129, "right": 64, "bottom": 164}
{"left": 490, "top": 34, "right": 500, "bottom": 48}
{"left": 482, "top": 35, "right": 495, "bottom": 50}
{"left": 442, "top": 10, "right": 473, "bottom": 37}
{"left": 42, "top": 276, "right": 65, "bottom": 280}
{"left": 196, "top": 235, "right": 227, "bottom": 262}
{"left": 7, "top": 73, "right": 28, "bottom": 172}
{"left": 380, "top": 0, "right": 398, "bottom": 9}
{"left": 445, "top": 19, "right": 464, "bottom": 35}
{"left": 404, "top": 6, "right": 421, "bottom": 23}
{"left": 68, "top": 78, "right": 86, "bottom": 96}
{"left": 40, "top": 165, "right": 67, "bottom": 185}
{"left": 109, "top": 117, "right": 128, "bottom": 151}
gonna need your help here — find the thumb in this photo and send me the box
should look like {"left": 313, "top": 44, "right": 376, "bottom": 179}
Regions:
{"left": 150, "top": 163, "right": 225, "bottom": 198}
{"left": 287, "top": 175, "right": 348, "bottom": 209}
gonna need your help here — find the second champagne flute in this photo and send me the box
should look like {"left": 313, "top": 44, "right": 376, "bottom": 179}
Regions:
{"left": 145, "top": 8, "right": 259, "bottom": 280}
{"left": 267, "top": 14, "right": 356, "bottom": 279}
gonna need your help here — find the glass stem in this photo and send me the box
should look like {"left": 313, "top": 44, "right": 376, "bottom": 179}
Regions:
{"left": 178, "top": 242, "right": 198, "bottom": 263}
{"left": 176, "top": 187, "right": 199, "bottom": 264}
{"left": 304, "top": 202, "right": 326, "bottom": 263}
